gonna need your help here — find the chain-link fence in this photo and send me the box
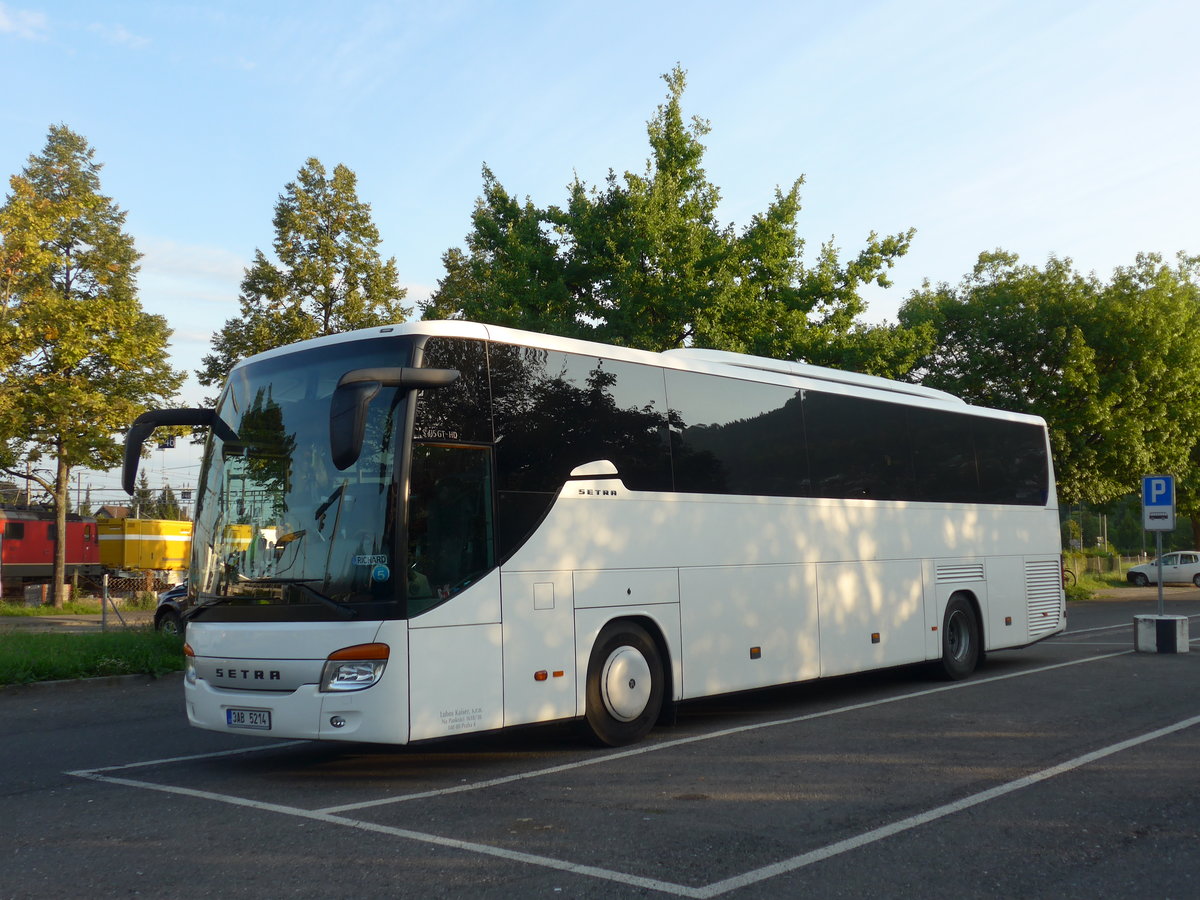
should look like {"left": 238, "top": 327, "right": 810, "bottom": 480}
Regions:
{"left": 97, "top": 572, "right": 174, "bottom": 628}
{"left": 1062, "top": 554, "right": 1147, "bottom": 578}
{"left": 103, "top": 573, "right": 170, "bottom": 599}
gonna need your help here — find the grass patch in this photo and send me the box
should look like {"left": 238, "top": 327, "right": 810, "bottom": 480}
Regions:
{"left": 0, "top": 592, "right": 157, "bottom": 617}
{"left": 0, "top": 598, "right": 107, "bottom": 617}
{"left": 0, "top": 630, "right": 184, "bottom": 685}
{"left": 1066, "top": 569, "right": 1131, "bottom": 601}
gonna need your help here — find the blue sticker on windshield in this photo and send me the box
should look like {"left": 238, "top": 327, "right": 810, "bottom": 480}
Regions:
{"left": 371, "top": 564, "right": 391, "bottom": 583}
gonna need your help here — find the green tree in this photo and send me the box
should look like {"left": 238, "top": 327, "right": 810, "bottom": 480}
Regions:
{"left": 1179, "top": 445, "right": 1200, "bottom": 550}
{"left": 1, "top": 160, "right": 54, "bottom": 476}
{"left": 715, "top": 188, "right": 921, "bottom": 376}
{"left": 566, "top": 66, "right": 739, "bottom": 351}
{"left": 431, "top": 167, "right": 583, "bottom": 338}
{"left": 76, "top": 484, "right": 93, "bottom": 518}
{"left": 428, "top": 66, "right": 914, "bottom": 368}
{"left": 150, "top": 483, "right": 181, "bottom": 520}
{"left": 132, "top": 470, "right": 155, "bottom": 518}
{"left": 199, "top": 158, "right": 410, "bottom": 391}
{"left": 0, "top": 479, "right": 24, "bottom": 505}
{"left": 0, "top": 125, "right": 183, "bottom": 603}
{"left": 899, "top": 251, "right": 1200, "bottom": 506}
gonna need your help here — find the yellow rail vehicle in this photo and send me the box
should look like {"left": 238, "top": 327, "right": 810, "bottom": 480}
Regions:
{"left": 98, "top": 518, "right": 193, "bottom": 571}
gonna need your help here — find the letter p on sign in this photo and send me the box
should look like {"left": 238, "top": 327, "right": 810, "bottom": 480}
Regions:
{"left": 1142, "top": 475, "right": 1175, "bottom": 531}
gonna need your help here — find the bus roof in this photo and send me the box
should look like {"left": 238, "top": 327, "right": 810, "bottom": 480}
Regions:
{"left": 659, "top": 347, "right": 963, "bottom": 404}
{"left": 234, "top": 319, "right": 1015, "bottom": 416}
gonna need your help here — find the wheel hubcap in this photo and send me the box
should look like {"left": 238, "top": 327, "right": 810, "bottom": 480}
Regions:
{"left": 947, "top": 610, "right": 971, "bottom": 662}
{"left": 600, "top": 645, "right": 652, "bottom": 722}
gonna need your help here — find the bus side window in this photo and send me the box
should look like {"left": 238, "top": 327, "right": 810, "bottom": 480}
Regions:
{"left": 416, "top": 338, "right": 492, "bottom": 443}
{"left": 665, "top": 369, "right": 808, "bottom": 498}
{"left": 806, "top": 391, "right": 915, "bottom": 501}
{"left": 489, "top": 344, "right": 671, "bottom": 561}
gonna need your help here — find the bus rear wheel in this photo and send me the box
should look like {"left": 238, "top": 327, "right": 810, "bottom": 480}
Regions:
{"left": 939, "top": 596, "right": 980, "bottom": 680}
{"left": 585, "top": 621, "right": 664, "bottom": 747}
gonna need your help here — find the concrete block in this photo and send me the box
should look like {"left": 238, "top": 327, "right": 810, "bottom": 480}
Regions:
{"left": 1133, "top": 615, "right": 1190, "bottom": 653}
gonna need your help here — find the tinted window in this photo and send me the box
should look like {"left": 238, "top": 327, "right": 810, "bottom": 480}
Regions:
{"left": 3, "top": 522, "right": 24, "bottom": 540}
{"left": 664, "top": 378, "right": 1046, "bottom": 506}
{"left": 666, "top": 370, "right": 808, "bottom": 497}
{"left": 910, "top": 406, "right": 1046, "bottom": 506}
{"left": 909, "top": 406, "right": 981, "bottom": 503}
{"left": 490, "top": 344, "right": 671, "bottom": 560}
{"left": 806, "top": 391, "right": 914, "bottom": 501}
{"left": 409, "top": 340, "right": 1050, "bottom": 567}
{"left": 406, "top": 444, "right": 496, "bottom": 617}
{"left": 415, "top": 338, "right": 492, "bottom": 444}
{"left": 974, "top": 417, "right": 1048, "bottom": 505}
{"left": 491, "top": 345, "right": 671, "bottom": 492}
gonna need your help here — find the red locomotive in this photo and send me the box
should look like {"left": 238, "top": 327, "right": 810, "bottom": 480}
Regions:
{"left": 0, "top": 507, "right": 102, "bottom": 600}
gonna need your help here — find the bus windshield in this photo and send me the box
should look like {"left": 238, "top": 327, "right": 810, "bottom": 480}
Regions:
{"left": 190, "top": 337, "right": 413, "bottom": 622}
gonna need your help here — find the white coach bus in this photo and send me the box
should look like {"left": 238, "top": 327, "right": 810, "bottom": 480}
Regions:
{"left": 124, "top": 321, "right": 1065, "bottom": 747}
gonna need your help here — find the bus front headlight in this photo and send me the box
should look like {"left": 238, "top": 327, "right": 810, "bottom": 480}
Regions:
{"left": 319, "top": 643, "right": 389, "bottom": 692}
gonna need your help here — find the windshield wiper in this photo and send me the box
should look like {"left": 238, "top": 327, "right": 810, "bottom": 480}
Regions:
{"left": 255, "top": 579, "right": 358, "bottom": 619}
{"left": 315, "top": 485, "right": 345, "bottom": 526}
{"left": 194, "top": 579, "right": 357, "bottom": 619}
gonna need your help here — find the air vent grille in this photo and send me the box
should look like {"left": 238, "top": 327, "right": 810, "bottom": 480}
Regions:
{"left": 1026, "top": 559, "right": 1062, "bottom": 638}
{"left": 937, "top": 562, "right": 985, "bottom": 584}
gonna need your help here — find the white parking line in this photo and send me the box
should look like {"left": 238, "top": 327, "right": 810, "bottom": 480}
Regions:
{"left": 69, "top": 701, "right": 1200, "bottom": 898}
{"left": 67, "top": 648, "right": 1170, "bottom": 897}
{"left": 69, "top": 650, "right": 1133, "bottom": 811}
{"left": 698, "top": 712, "right": 1200, "bottom": 898}
{"left": 67, "top": 768, "right": 703, "bottom": 896}
{"left": 1061, "top": 613, "right": 1200, "bottom": 638}
{"left": 319, "top": 649, "right": 1135, "bottom": 815}
{"left": 73, "top": 741, "right": 308, "bottom": 774}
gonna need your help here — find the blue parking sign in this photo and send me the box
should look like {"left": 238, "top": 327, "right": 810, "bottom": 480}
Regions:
{"left": 1142, "top": 475, "right": 1175, "bottom": 531}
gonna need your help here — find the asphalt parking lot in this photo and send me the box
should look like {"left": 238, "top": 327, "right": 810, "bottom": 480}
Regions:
{"left": 3, "top": 590, "right": 1199, "bottom": 899}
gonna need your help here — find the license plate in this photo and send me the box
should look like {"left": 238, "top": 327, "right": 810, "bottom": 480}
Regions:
{"left": 226, "top": 708, "right": 271, "bottom": 730}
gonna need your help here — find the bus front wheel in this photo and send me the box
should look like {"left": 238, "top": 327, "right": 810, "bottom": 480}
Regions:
{"left": 939, "top": 596, "right": 980, "bottom": 680}
{"left": 585, "top": 621, "right": 664, "bottom": 747}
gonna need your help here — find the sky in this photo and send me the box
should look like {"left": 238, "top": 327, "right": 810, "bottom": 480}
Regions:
{"left": 2, "top": 0, "right": 1197, "bottom": 508}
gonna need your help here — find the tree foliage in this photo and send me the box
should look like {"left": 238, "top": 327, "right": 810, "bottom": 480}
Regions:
{"left": 899, "top": 251, "right": 1200, "bottom": 507}
{"left": 0, "top": 124, "right": 183, "bottom": 602}
{"left": 132, "top": 470, "right": 156, "bottom": 518}
{"left": 427, "top": 66, "right": 915, "bottom": 374}
{"left": 124, "top": 473, "right": 184, "bottom": 520}
{"left": 199, "top": 158, "right": 411, "bottom": 391}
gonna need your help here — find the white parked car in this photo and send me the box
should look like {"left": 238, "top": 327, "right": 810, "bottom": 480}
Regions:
{"left": 1126, "top": 552, "right": 1200, "bottom": 587}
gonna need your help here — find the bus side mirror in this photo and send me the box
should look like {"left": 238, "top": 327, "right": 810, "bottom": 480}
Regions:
{"left": 330, "top": 380, "right": 382, "bottom": 471}
{"left": 123, "top": 409, "right": 237, "bottom": 494}
{"left": 330, "top": 367, "right": 460, "bottom": 470}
